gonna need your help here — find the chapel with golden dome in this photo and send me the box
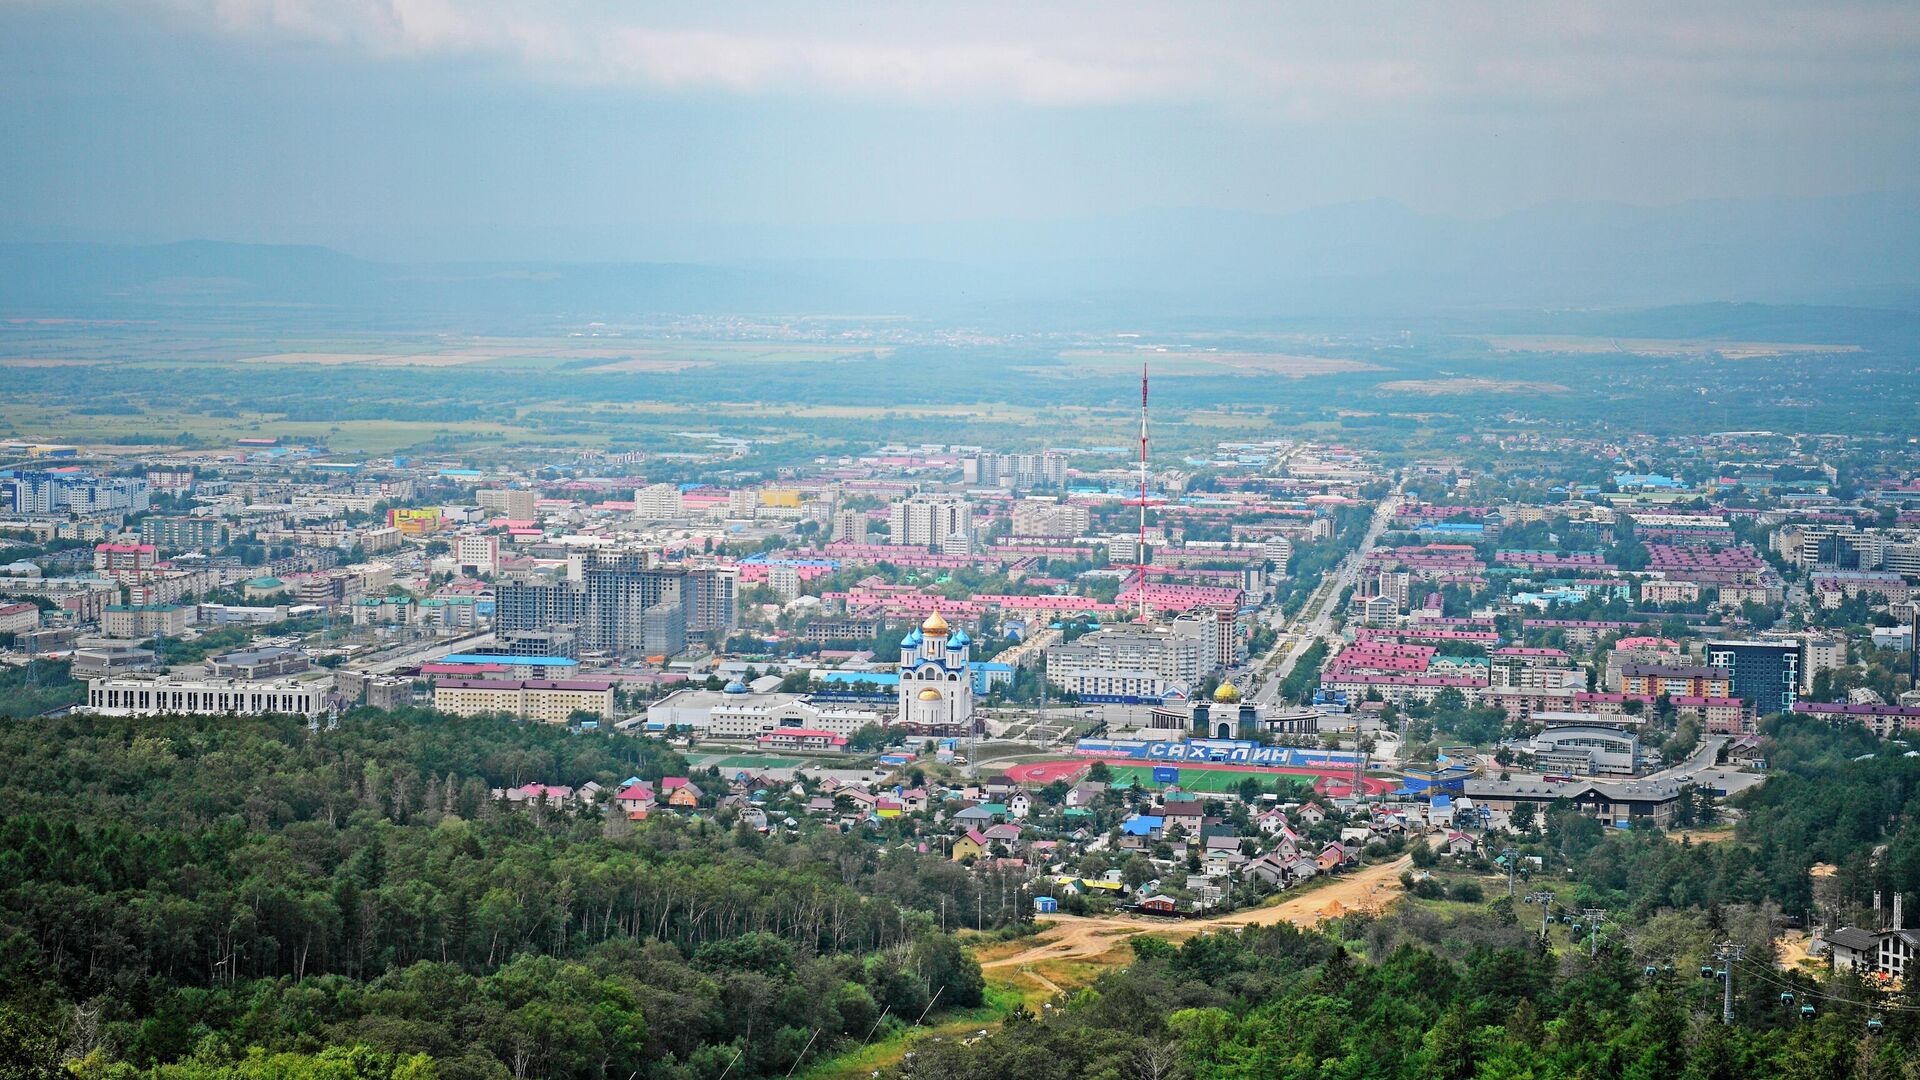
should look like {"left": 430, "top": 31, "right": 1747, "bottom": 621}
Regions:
{"left": 894, "top": 609, "right": 976, "bottom": 735}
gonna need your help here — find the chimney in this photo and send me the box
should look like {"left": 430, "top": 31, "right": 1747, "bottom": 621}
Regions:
{"left": 1897, "top": 893, "right": 1906, "bottom": 932}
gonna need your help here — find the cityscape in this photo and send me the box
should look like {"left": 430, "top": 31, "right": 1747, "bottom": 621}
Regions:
{"left": 4, "top": 3, "right": 1920, "bottom": 1079}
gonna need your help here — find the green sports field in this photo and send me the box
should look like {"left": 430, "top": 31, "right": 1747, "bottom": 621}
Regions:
{"left": 706, "top": 755, "right": 806, "bottom": 769}
{"left": 1103, "top": 765, "right": 1310, "bottom": 795}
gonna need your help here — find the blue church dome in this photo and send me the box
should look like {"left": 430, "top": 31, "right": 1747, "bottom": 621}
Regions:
{"left": 723, "top": 679, "right": 748, "bottom": 694}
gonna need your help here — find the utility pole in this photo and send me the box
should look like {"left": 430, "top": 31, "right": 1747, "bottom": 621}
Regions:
{"left": 1714, "top": 943, "right": 1746, "bottom": 1025}
{"left": 1583, "top": 908, "right": 1608, "bottom": 958}
{"left": 1525, "top": 891, "right": 1554, "bottom": 937}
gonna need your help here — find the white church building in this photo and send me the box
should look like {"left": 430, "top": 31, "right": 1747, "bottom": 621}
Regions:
{"left": 894, "top": 611, "right": 977, "bottom": 736}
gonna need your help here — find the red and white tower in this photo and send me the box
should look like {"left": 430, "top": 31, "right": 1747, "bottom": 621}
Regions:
{"left": 1138, "top": 364, "right": 1150, "bottom": 622}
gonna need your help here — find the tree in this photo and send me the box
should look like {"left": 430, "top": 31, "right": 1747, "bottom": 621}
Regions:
{"left": 1510, "top": 802, "right": 1538, "bottom": 833}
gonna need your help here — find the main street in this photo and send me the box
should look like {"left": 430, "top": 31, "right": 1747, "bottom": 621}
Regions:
{"left": 1253, "top": 489, "right": 1402, "bottom": 705}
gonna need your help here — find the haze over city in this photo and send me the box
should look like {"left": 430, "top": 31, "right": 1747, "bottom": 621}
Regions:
{"left": 4, "top": 5, "right": 1920, "bottom": 1080}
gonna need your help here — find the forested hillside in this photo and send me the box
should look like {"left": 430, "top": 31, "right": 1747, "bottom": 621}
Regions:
{"left": 888, "top": 715, "right": 1920, "bottom": 1079}
{"left": 0, "top": 711, "right": 986, "bottom": 1079}
{"left": 889, "top": 916, "right": 1920, "bottom": 1079}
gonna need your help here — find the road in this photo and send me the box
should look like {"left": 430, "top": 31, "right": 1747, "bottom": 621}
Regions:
{"left": 357, "top": 630, "right": 495, "bottom": 674}
{"left": 982, "top": 855, "right": 1411, "bottom": 973}
{"left": 1254, "top": 490, "right": 1402, "bottom": 705}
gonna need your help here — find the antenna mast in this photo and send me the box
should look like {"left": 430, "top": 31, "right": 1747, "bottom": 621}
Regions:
{"left": 1138, "top": 364, "right": 1149, "bottom": 624}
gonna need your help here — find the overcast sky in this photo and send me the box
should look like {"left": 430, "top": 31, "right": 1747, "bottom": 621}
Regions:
{"left": 3, "top": 0, "right": 1917, "bottom": 261}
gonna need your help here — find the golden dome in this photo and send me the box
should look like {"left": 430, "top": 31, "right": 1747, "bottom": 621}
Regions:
{"left": 1212, "top": 682, "right": 1242, "bottom": 704}
{"left": 921, "top": 611, "right": 950, "bottom": 636}
{"left": 918, "top": 687, "right": 943, "bottom": 701}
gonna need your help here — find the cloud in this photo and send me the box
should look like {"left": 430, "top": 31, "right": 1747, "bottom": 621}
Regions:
{"left": 37, "top": 0, "right": 1920, "bottom": 118}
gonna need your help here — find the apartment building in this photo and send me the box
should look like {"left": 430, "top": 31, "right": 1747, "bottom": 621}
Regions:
{"left": 432, "top": 677, "right": 614, "bottom": 723}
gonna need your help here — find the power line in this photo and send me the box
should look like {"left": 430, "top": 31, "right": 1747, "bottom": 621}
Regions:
{"left": 1730, "top": 953, "right": 1919, "bottom": 1013}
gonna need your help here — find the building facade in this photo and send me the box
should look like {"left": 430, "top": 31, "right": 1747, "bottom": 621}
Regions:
{"left": 87, "top": 673, "right": 331, "bottom": 717}
{"left": 895, "top": 611, "right": 977, "bottom": 735}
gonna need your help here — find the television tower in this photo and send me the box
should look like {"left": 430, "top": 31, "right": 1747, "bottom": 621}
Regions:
{"left": 1138, "top": 364, "right": 1150, "bottom": 623}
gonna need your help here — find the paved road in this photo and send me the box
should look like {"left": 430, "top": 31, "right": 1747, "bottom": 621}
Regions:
{"left": 357, "top": 630, "right": 495, "bottom": 674}
{"left": 1254, "top": 491, "right": 1402, "bottom": 705}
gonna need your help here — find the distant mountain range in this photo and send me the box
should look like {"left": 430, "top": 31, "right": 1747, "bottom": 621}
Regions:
{"left": 3, "top": 191, "right": 1917, "bottom": 330}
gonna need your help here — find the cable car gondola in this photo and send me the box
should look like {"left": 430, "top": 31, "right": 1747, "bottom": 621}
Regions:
{"left": 1780, "top": 991, "right": 1795, "bottom": 1006}
{"left": 1868, "top": 1016, "right": 1885, "bottom": 1033}
{"left": 1800, "top": 1004, "right": 1816, "bottom": 1019}
{"left": 1699, "top": 965, "right": 1716, "bottom": 979}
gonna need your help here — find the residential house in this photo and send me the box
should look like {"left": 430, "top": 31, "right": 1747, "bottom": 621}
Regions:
{"left": 1135, "top": 894, "right": 1180, "bottom": 916}
{"left": 1065, "top": 782, "right": 1108, "bottom": 808}
{"left": 1161, "top": 799, "right": 1205, "bottom": 835}
{"left": 982, "top": 823, "right": 1023, "bottom": 847}
{"left": 951, "top": 829, "right": 988, "bottom": 862}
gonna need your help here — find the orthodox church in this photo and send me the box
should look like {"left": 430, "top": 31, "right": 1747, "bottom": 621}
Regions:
{"left": 894, "top": 611, "right": 977, "bottom": 735}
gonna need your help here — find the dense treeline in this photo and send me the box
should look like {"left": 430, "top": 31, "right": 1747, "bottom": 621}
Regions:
{"left": 0, "top": 710, "right": 985, "bottom": 1079}
{"left": 1533, "top": 715, "right": 1920, "bottom": 920}
{"left": 894, "top": 908, "right": 1920, "bottom": 1079}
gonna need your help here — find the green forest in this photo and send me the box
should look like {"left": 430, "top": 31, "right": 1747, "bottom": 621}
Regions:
{"left": 3, "top": 708, "right": 1919, "bottom": 1079}
{"left": 0, "top": 711, "right": 986, "bottom": 1080}
{"left": 887, "top": 915, "right": 1920, "bottom": 1080}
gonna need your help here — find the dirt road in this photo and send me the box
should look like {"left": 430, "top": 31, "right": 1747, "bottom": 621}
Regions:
{"left": 982, "top": 855, "right": 1411, "bottom": 973}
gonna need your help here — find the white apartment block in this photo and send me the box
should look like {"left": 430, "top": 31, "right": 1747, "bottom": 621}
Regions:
{"left": 889, "top": 495, "right": 972, "bottom": 549}
{"left": 87, "top": 673, "right": 332, "bottom": 717}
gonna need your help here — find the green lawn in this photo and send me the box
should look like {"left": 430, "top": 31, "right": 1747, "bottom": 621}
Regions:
{"left": 707, "top": 754, "right": 806, "bottom": 769}
{"left": 1104, "top": 764, "right": 1309, "bottom": 795}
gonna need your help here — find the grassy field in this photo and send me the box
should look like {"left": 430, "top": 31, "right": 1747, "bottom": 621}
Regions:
{"left": 1103, "top": 764, "right": 1311, "bottom": 795}
{"left": 705, "top": 754, "right": 806, "bottom": 769}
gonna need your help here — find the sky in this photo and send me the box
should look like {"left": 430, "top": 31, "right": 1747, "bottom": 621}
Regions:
{"left": 2, "top": 0, "right": 1918, "bottom": 262}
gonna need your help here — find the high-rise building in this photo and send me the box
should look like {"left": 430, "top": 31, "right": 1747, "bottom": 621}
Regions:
{"left": 1706, "top": 639, "right": 1802, "bottom": 715}
{"left": 1262, "top": 536, "right": 1294, "bottom": 572}
{"left": 2, "top": 472, "right": 149, "bottom": 516}
{"left": 497, "top": 578, "right": 587, "bottom": 634}
{"left": 683, "top": 567, "right": 738, "bottom": 635}
{"left": 830, "top": 508, "right": 870, "bottom": 544}
{"left": 888, "top": 495, "right": 972, "bottom": 549}
{"left": 634, "top": 484, "right": 684, "bottom": 519}
{"left": 1010, "top": 499, "right": 1090, "bottom": 538}
{"left": 582, "top": 551, "right": 685, "bottom": 656}
{"left": 139, "top": 517, "right": 228, "bottom": 552}
{"left": 496, "top": 558, "right": 733, "bottom": 656}
{"left": 768, "top": 565, "right": 802, "bottom": 601}
{"left": 477, "top": 487, "right": 537, "bottom": 519}
{"left": 1045, "top": 626, "right": 1207, "bottom": 700}
{"left": 962, "top": 452, "right": 1068, "bottom": 490}
{"left": 454, "top": 534, "right": 500, "bottom": 576}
